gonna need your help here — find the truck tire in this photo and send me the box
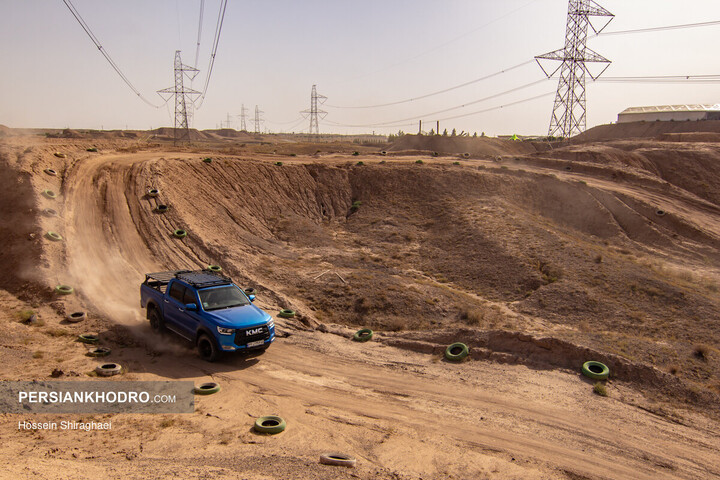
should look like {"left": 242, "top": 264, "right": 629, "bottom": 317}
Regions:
{"left": 78, "top": 334, "right": 99, "bottom": 344}
{"left": 67, "top": 311, "right": 86, "bottom": 323}
{"left": 197, "top": 334, "right": 220, "bottom": 362}
{"left": 319, "top": 453, "right": 357, "bottom": 467}
{"left": 253, "top": 415, "right": 286, "bottom": 434}
{"left": 148, "top": 308, "right": 164, "bottom": 332}
{"left": 445, "top": 342, "right": 469, "bottom": 361}
{"left": 582, "top": 361, "right": 610, "bottom": 380}
{"left": 194, "top": 382, "right": 220, "bottom": 395}
{"left": 353, "top": 328, "right": 373, "bottom": 342}
{"left": 88, "top": 347, "right": 111, "bottom": 357}
{"left": 95, "top": 363, "right": 122, "bottom": 376}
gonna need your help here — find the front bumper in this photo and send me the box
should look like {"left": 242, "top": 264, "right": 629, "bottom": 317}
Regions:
{"left": 217, "top": 325, "right": 276, "bottom": 351}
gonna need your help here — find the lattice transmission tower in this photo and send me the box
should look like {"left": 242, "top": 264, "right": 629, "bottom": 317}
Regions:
{"left": 535, "top": 0, "right": 614, "bottom": 138}
{"left": 157, "top": 50, "right": 201, "bottom": 143}
{"left": 300, "top": 84, "right": 327, "bottom": 135}
{"left": 240, "top": 104, "right": 248, "bottom": 132}
{"left": 253, "top": 105, "right": 264, "bottom": 134}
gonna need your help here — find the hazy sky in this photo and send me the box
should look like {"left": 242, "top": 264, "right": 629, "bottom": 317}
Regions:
{"left": 2, "top": 0, "right": 720, "bottom": 135}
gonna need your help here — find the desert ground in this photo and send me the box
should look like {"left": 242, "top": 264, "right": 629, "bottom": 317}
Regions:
{"left": 0, "top": 123, "right": 719, "bottom": 479}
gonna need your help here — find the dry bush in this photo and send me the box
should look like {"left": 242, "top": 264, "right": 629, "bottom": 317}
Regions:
{"left": 459, "top": 308, "right": 485, "bottom": 326}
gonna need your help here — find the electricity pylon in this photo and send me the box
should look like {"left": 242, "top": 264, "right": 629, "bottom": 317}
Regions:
{"left": 535, "top": 0, "right": 613, "bottom": 138}
{"left": 157, "top": 50, "right": 200, "bottom": 144}
{"left": 253, "top": 105, "right": 263, "bottom": 134}
{"left": 240, "top": 104, "right": 248, "bottom": 132}
{"left": 300, "top": 84, "right": 327, "bottom": 135}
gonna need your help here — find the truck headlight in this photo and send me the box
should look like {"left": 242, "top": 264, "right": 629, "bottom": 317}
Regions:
{"left": 217, "top": 327, "right": 234, "bottom": 335}
{"left": 267, "top": 319, "right": 274, "bottom": 329}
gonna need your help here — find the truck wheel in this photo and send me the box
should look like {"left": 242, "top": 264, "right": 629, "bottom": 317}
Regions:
{"left": 197, "top": 334, "right": 220, "bottom": 362}
{"left": 148, "top": 308, "right": 164, "bottom": 332}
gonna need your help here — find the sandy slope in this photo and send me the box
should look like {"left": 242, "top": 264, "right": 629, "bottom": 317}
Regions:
{"left": 1, "top": 135, "right": 720, "bottom": 479}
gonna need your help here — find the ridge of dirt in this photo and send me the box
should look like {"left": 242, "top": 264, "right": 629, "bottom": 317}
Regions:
{"left": 573, "top": 120, "right": 720, "bottom": 143}
{"left": 387, "top": 133, "right": 537, "bottom": 156}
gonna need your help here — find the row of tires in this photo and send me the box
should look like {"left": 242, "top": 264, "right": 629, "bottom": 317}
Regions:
{"left": 352, "top": 328, "right": 470, "bottom": 362}
{"left": 351, "top": 328, "right": 611, "bottom": 379}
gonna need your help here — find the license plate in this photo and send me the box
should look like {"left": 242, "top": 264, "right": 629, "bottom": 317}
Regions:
{"left": 247, "top": 340, "right": 265, "bottom": 348}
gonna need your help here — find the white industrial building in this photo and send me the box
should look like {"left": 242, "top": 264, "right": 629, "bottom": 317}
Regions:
{"left": 617, "top": 104, "right": 720, "bottom": 123}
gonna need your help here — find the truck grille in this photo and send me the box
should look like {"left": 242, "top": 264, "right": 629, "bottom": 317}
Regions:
{"left": 234, "top": 325, "right": 270, "bottom": 346}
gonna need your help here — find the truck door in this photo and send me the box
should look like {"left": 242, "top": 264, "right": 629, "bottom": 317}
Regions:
{"left": 164, "top": 282, "right": 194, "bottom": 339}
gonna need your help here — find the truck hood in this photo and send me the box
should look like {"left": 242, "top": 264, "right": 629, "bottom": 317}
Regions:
{"left": 203, "top": 304, "right": 271, "bottom": 328}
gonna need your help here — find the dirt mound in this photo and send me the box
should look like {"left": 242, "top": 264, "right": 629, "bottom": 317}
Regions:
{"left": 150, "top": 127, "right": 212, "bottom": 141}
{"left": 60, "top": 128, "right": 82, "bottom": 138}
{"left": 0, "top": 125, "right": 10, "bottom": 137}
{"left": 204, "top": 128, "right": 253, "bottom": 138}
{"left": 387, "top": 134, "right": 537, "bottom": 156}
{"left": 574, "top": 120, "right": 720, "bottom": 143}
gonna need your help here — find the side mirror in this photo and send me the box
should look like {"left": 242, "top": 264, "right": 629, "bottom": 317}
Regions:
{"left": 248, "top": 295, "right": 256, "bottom": 302}
{"left": 185, "top": 303, "right": 198, "bottom": 311}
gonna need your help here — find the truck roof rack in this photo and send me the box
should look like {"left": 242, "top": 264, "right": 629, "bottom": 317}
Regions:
{"left": 145, "top": 269, "right": 233, "bottom": 289}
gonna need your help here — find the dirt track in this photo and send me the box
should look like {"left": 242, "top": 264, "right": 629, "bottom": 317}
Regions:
{"left": 1, "top": 133, "right": 720, "bottom": 479}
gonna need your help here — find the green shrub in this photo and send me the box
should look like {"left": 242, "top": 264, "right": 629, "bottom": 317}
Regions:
{"left": 356, "top": 161, "right": 364, "bottom": 166}
{"left": 415, "top": 159, "right": 424, "bottom": 164}
{"left": 275, "top": 161, "right": 283, "bottom": 166}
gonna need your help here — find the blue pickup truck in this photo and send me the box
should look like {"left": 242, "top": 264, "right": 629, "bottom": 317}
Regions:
{"left": 140, "top": 270, "right": 275, "bottom": 361}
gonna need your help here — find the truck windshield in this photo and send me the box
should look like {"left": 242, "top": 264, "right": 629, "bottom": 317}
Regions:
{"left": 198, "top": 286, "right": 250, "bottom": 311}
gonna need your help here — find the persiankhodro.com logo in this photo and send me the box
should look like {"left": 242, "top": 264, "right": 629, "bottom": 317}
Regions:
{"left": 0, "top": 381, "right": 195, "bottom": 414}
{"left": 19, "top": 390, "right": 177, "bottom": 404}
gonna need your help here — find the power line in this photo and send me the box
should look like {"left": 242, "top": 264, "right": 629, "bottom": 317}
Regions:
{"left": 326, "top": 91, "right": 555, "bottom": 129}
{"left": 327, "top": 60, "right": 534, "bottom": 109}
{"left": 61, "top": 0, "right": 164, "bottom": 108}
{"left": 332, "top": 0, "right": 543, "bottom": 86}
{"left": 327, "top": 77, "right": 551, "bottom": 128}
{"left": 596, "top": 19, "right": 720, "bottom": 37}
{"left": 595, "top": 74, "right": 720, "bottom": 84}
{"left": 430, "top": 91, "right": 556, "bottom": 123}
{"left": 195, "top": 0, "right": 228, "bottom": 109}
{"left": 193, "top": 0, "right": 205, "bottom": 68}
